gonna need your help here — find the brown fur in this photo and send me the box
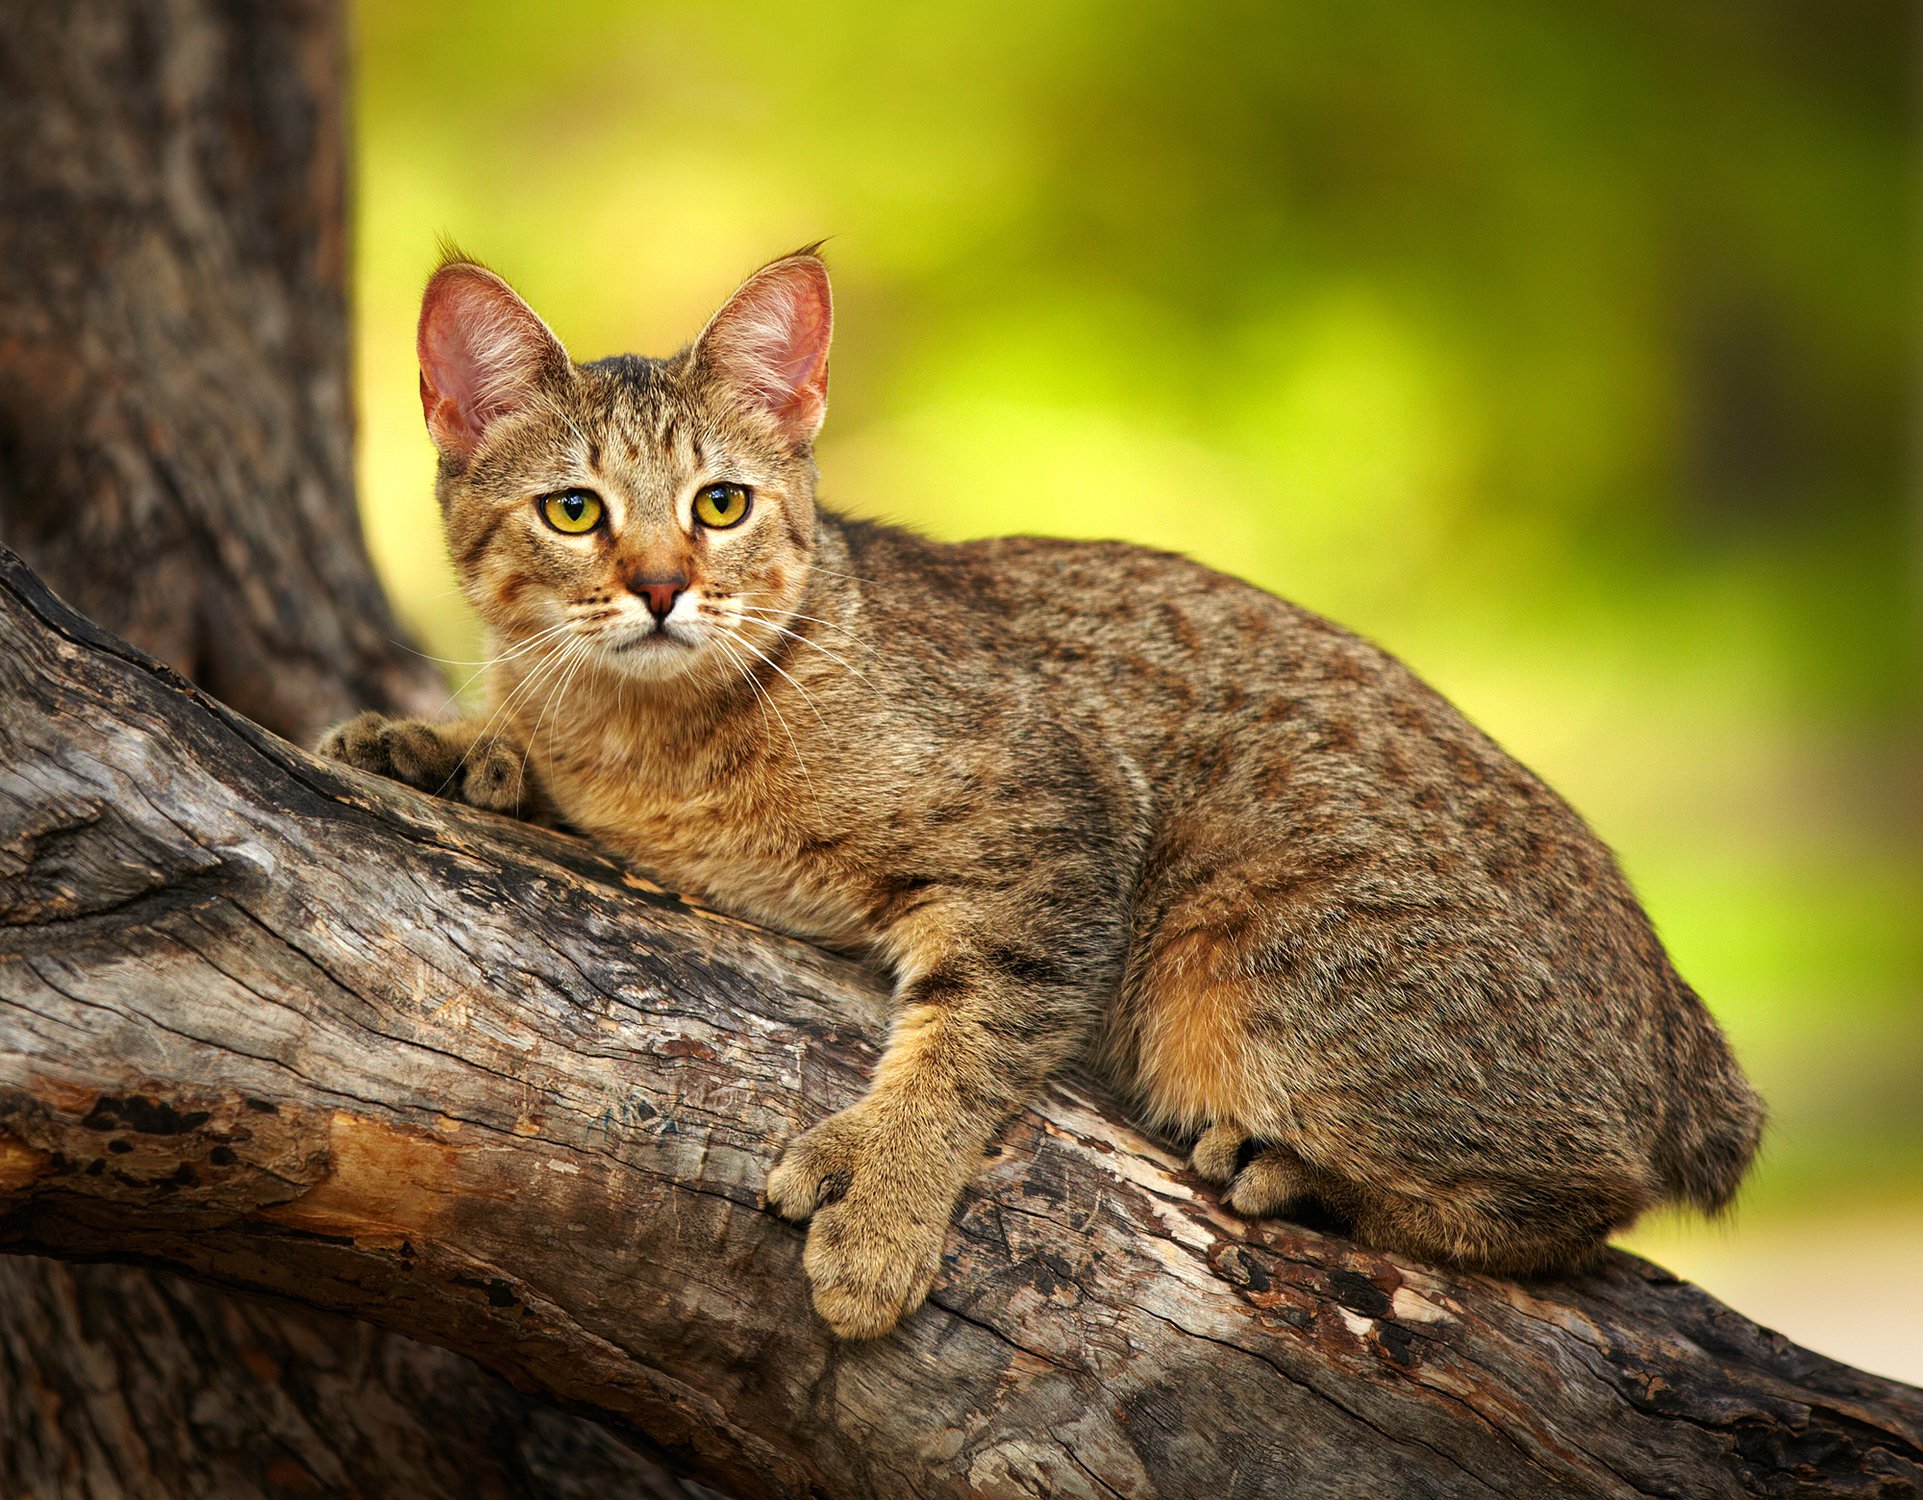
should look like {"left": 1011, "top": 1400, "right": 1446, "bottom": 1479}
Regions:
{"left": 321, "top": 248, "right": 1766, "bottom": 1337}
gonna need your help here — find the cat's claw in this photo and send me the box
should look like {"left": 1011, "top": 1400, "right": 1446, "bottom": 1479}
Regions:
{"left": 767, "top": 1108, "right": 950, "bottom": 1339}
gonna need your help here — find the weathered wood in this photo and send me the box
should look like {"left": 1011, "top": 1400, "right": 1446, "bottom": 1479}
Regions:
{"left": 0, "top": 1256, "right": 708, "bottom": 1500}
{"left": 2, "top": 550, "right": 1917, "bottom": 1500}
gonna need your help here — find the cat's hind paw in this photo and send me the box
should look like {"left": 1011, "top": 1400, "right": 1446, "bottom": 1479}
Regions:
{"left": 1189, "top": 1123, "right": 1256, "bottom": 1183}
{"left": 1190, "top": 1128, "right": 1315, "bottom": 1219}
{"left": 1225, "top": 1145, "right": 1314, "bottom": 1218}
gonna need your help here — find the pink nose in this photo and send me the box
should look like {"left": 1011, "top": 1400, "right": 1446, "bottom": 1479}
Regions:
{"left": 630, "top": 574, "right": 686, "bottom": 622}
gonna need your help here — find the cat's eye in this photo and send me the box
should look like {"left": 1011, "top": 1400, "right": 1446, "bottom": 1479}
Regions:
{"left": 693, "top": 482, "right": 751, "bottom": 529}
{"left": 540, "top": 489, "right": 603, "bottom": 535}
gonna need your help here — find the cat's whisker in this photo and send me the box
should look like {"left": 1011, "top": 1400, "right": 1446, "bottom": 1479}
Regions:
{"left": 515, "top": 634, "right": 596, "bottom": 773}
{"left": 444, "top": 644, "right": 571, "bottom": 786}
{"left": 408, "top": 619, "right": 580, "bottom": 730}
{"left": 529, "top": 636, "right": 597, "bottom": 772}
{"left": 380, "top": 584, "right": 475, "bottom": 653}
{"left": 728, "top": 611, "right": 877, "bottom": 688}
{"left": 507, "top": 636, "right": 594, "bottom": 792}
{"left": 738, "top": 596, "right": 879, "bottom": 652}
{"left": 430, "top": 619, "right": 583, "bottom": 718}
{"left": 446, "top": 631, "right": 583, "bottom": 797}
{"left": 712, "top": 633, "right": 818, "bottom": 803}
{"left": 734, "top": 601, "right": 880, "bottom": 658}
{"left": 720, "top": 626, "right": 837, "bottom": 741}
{"left": 428, "top": 617, "right": 581, "bottom": 674}
{"left": 806, "top": 564, "right": 881, "bottom": 588}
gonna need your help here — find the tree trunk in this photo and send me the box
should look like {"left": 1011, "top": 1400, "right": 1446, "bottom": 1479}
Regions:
{"left": 0, "top": 4, "right": 705, "bottom": 1494}
{"left": 0, "top": 0, "right": 441, "bottom": 743}
{"left": 2, "top": 550, "right": 1917, "bottom": 1500}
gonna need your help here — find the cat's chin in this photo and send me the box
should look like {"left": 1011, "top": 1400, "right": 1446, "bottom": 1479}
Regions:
{"left": 600, "top": 631, "right": 703, "bottom": 683}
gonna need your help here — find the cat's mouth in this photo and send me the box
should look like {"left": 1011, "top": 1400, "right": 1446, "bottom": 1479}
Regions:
{"left": 610, "top": 629, "right": 690, "bottom": 654}
{"left": 599, "top": 620, "right": 704, "bottom": 679}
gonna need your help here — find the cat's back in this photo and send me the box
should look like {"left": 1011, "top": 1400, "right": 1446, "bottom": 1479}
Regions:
{"left": 831, "top": 515, "right": 1466, "bottom": 771}
{"left": 831, "top": 516, "right": 1346, "bottom": 693}
{"left": 825, "top": 517, "right": 1760, "bottom": 1216}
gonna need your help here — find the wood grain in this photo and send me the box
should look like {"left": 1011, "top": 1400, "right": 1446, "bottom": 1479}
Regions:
{"left": 0, "top": 1256, "right": 704, "bottom": 1500}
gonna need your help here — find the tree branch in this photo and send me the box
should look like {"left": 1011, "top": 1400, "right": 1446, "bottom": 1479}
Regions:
{"left": 2, "top": 547, "right": 1918, "bottom": 1499}
{"left": 0, "top": 1256, "right": 702, "bottom": 1499}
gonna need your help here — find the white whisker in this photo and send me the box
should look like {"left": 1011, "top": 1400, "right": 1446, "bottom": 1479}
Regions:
{"left": 526, "top": 637, "right": 596, "bottom": 775}
{"left": 431, "top": 631, "right": 578, "bottom": 798}
{"left": 433, "top": 618, "right": 580, "bottom": 690}
{"left": 519, "top": 636, "right": 599, "bottom": 773}
{"left": 734, "top": 601, "right": 879, "bottom": 655}
{"left": 728, "top": 610, "right": 876, "bottom": 688}
{"left": 714, "top": 632, "right": 818, "bottom": 804}
{"left": 722, "top": 627, "right": 836, "bottom": 740}
{"left": 807, "top": 564, "right": 880, "bottom": 588}
{"left": 409, "top": 618, "right": 583, "bottom": 724}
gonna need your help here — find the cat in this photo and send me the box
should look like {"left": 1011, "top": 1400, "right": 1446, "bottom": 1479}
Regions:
{"left": 321, "top": 247, "right": 1765, "bottom": 1339}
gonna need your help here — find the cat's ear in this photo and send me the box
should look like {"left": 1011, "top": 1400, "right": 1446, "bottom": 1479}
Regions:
{"left": 417, "top": 260, "right": 570, "bottom": 461}
{"left": 693, "top": 250, "right": 833, "bottom": 443}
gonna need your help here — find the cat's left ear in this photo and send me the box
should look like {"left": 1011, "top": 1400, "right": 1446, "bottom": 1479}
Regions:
{"left": 694, "top": 250, "right": 833, "bottom": 443}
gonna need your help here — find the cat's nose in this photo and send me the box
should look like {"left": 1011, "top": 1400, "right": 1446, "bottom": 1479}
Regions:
{"left": 629, "top": 573, "right": 688, "bottom": 623}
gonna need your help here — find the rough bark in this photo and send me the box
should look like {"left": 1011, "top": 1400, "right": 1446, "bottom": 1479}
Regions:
{"left": 0, "top": 0, "right": 442, "bottom": 745}
{"left": 2, "top": 551, "right": 1917, "bottom": 1500}
{"left": 0, "top": 1256, "right": 708, "bottom": 1500}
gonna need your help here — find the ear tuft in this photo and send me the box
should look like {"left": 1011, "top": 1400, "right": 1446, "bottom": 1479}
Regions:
{"left": 417, "top": 257, "right": 570, "bottom": 461}
{"left": 694, "top": 251, "right": 833, "bottom": 443}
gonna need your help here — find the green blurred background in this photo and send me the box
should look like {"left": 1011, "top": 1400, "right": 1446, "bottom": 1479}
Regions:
{"left": 351, "top": 2, "right": 1921, "bottom": 1380}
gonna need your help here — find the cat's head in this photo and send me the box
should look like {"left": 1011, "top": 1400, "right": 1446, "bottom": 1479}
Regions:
{"left": 417, "top": 248, "right": 832, "bottom": 685}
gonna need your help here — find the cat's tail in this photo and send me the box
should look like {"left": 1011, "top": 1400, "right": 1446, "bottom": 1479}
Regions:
{"left": 1652, "top": 982, "right": 1766, "bottom": 1214}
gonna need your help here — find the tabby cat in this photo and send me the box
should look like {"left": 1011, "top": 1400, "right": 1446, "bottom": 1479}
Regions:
{"left": 321, "top": 248, "right": 1764, "bottom": 1338}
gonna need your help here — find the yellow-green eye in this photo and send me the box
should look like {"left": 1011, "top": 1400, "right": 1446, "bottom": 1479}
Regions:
{"left": 693, "top": 482, "right": 751, "bottom": 529}
{"left": 540, "top": 489, "right": 603, "bottom": 534}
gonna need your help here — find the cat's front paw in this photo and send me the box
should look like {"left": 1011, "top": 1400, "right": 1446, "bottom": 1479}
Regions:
{"left": 766, "top": 1107, "right": 952, "bottom": 1339}
{"left": 316, "top": 712, "right": 534, "bottom": 816}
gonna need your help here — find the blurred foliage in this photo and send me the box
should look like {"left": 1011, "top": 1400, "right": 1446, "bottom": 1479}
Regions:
{"left": 352, "top": 0, "right": 1919, "bottom": 1356}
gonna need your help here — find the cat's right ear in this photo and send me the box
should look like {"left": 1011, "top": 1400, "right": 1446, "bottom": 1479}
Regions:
{"left": 417, "top": 262, "right": 570, "bottom": 462}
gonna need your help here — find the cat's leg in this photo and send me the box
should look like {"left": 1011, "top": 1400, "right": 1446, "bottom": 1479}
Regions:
{"left": 765, "top": 911, "right": 1112, "bottom": 1338}
{"left": 1336, "top": 1170, "right": 1644, "bottom": 1275}
{"left": 1127, "top": 832, "right": 1658, "bottom": 1273}
{"left": 1191, "top": 1113, "right": 1630, "bottom": 1266}
{"left": 316, "top": 711, "right": 546, "bottom": 819}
